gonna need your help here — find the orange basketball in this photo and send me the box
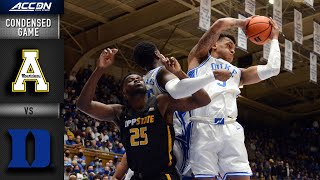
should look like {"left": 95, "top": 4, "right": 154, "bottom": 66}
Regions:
{"left": 246, "top": 16, "right": 272, "bottom": 45}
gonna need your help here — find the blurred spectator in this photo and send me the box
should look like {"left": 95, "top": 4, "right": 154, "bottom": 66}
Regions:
{"left": 101, "top": 129, "right": 109, "bottom": 142}
{"left": 73, "top": 165, "right": 81, "bottom": 174}
{"left": 69, "top": 174, "right": 77, "bottom": 180}
{"left": 64, "top": 165, "right": 73, "bottom": 180}
{"left": 77, "top": 149, "right": 86, "bottom": 162}
{"left": 64, "top": 150, "right": 71, "bottom": 163}
{"left": 244, "top": 120, "right": 320, "bottom": 180}
{"left": 75, "top": 135, "right": 83, "bottom": 146}
{"left": 66, "top": 135, "right": 76, "bottom": 146}
{"left": 100, "top": 142, "right": 110, "bottom": 152}
{"left": 114, "top": 143, "right": 125, "bottom": 154}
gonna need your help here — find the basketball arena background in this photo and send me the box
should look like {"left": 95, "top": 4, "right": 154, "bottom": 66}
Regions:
{"left": 63, "top": 0, "right": 320, "bottom": 179}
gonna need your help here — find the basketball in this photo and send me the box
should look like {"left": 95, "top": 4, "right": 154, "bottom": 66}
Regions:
{"left": 246, "top": 16, "right": 272, "bottom": 45}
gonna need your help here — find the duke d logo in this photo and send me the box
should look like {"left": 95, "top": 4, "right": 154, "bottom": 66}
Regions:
{"left": 12, "top": 49, "right": 49, "bottom": 92}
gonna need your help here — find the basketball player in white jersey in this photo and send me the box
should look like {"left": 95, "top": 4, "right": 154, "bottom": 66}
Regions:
{"left": 187, "top": 17, "right": 280, "bottom": 180}
{"left": 112, "top": 42, "right": 231, "bottom": 180}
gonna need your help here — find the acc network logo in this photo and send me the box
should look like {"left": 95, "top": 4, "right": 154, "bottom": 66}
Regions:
{"left": 9, "top": 2, "right": 52, "bottom": 12}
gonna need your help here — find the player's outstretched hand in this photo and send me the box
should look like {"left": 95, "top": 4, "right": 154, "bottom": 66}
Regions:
{"left": 269, "top": 17, "right": 280, "bottom": 40}
{"left": 97, "top": 48, "right": 118, "bottom": 69}
{"left": 159, "top": 54, "right": 182, "bottom": 74}
{"left": 213, "top": 69, "right": 231, "bottom": 82}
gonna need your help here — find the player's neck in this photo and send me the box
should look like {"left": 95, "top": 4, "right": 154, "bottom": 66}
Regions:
{"left": 128, "top": 95, "right": 147, "bottom": 111}
{"left": 146, "top": 60, "right": 162, "bottom": 71}
{"left": 211, "top": 52, "right": 220, "bottom": 59}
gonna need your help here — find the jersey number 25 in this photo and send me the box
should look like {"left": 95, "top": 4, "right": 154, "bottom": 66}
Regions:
{"left": 130, "top": 127, "right": 148, "bottom": 146}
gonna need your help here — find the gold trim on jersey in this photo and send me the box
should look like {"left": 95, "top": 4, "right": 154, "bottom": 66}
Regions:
{"left": 165, "top": 174, "right": 172, "bottom": 180}
{"left": 167, "top": 125, "right": 172, "bottom": 167}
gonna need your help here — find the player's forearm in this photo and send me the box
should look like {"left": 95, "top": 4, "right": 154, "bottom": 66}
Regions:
{"left": 165, "top": 72, "right": 215, "bottom": 99}
{"left": 112, "top": 167, "right": 126, "bottom": 180}
{"left": 173, "top": 70, "right": 188, "bottom": 80}
{"left": 77, "top": 68, "right": 105, "bottom": 111}
{"left": 191, "top": 88, "right": 211, "bottom": 107}
{"left": 112, "top": 155, "right": 129, "bottom": 180}
{"left": 257, "top": 39, "right": 281, "bottom": 80}
{"left": 212, "top": 18, "right": 245, "bottom": 32}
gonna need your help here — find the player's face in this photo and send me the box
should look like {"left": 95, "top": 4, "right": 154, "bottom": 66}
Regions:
{"left": 214, "top": 37, "right": 236, "bottom": 62}
{"left": 123, "top": 74, "right": 146, "bottom": 97}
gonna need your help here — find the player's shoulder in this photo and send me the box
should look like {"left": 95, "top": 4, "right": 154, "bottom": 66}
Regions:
{"left": 188, "top": 54, "right": 212, "bottom": 70}
{"left": 156, "top": 93, "right": 172, "bottom": 107}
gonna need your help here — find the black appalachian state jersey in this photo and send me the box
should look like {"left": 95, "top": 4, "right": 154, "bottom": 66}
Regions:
{"left": 116, "top": 96, "right": 176, "bottom": 176}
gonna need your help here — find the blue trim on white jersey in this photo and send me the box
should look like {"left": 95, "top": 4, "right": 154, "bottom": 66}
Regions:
{"left": 174, "top": 111, "right": 184, "bottom": 135}
{"left": 187, "top": 55, "right": 211, "bottom": 77}
{"left": 177, "top": 111, "right": 187, "bottom": 133}
{"left": 187, "top": 68, "right": 196, "bottom": 78}
{"left": 186, "top": 121, "right": 193, "bottom": 160}
{"left": 174, "top": 111, "right": 192, "bottom": 175}
{"left": 175, "top": 137, "right": 187, "bottom": 173}
{"left": 194, "top": 174, "right": 217, "bottom": 178}
{"left": 222, "top": 172, "right": 252, "bottom": 180}
{"left": 174, "top": 112, "right": 187, "bottom": 174}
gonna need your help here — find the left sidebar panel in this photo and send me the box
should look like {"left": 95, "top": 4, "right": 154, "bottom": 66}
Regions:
{"left": 0, "top": 1, "right": 64, "bottom": 179}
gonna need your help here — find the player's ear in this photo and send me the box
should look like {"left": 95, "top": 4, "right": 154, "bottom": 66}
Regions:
{"left": 211, "top": 44, "right": 217, "bottom": 51}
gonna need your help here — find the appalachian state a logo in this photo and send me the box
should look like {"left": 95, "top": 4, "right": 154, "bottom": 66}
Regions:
{"left": 12, "top": 49, "right": 49, "bottom": 92}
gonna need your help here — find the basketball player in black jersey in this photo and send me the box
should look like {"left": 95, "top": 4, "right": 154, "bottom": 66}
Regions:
{"left": 77, "top": 48, "right": 211, "bottom": 180}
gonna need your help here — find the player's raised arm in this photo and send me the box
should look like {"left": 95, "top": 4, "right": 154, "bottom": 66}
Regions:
{"left": 188, "top": 17, "right": 252, "bottom": 68}
{"left": 158, "top": 55, "right": 231, "bottom": 99}
{"left": 240, "top": 18, "right": 280, "bottom": 86}
{"left": 77, "top": 48, "right": 123, "bottom": 122}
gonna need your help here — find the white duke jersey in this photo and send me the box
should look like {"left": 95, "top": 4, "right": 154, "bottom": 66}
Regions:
{"left": 143, "top": 66, "right": 166, "bottom": 98}
{"left": 187, "top": 56, "right": 241, "bottom": 124}
{"left": 143, "top": 66, "right": 188, "bottom": 136}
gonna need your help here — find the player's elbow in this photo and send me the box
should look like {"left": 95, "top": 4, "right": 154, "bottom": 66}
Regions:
{"left": 76, "top": 99, "right": 90, "bottom": 113}
{"left": 211, "top": 19, "right": 224, "bottom": 32}
{"left": 270, "top": 62, "right": 281, "bottom": 77}
{"left": 272, "top": 67, "right": 280, "bottom": 76}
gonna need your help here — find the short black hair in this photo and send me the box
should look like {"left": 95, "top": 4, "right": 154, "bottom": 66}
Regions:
{"left": 218, "top": 33, "right": 236, "bottom": 44}
{"left": 133, "top": 41, "right": 157, "bottom": 69}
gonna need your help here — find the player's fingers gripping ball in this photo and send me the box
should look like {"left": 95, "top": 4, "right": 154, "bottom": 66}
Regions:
{"left": 246, "top": 16, "right": 273, "bottom": 45}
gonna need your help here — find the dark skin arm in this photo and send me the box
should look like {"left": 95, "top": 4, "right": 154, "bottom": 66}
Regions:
{"left": 155, "top": 53, "right": 189, "bottom": 90}
{"left": 77, "top": 48, "right": 123, "bottom": 122}
{"left": 158, "top": 55, "right": 232, "bottom": 93}
{"left": 112, "top": 154, "right": 129, "bottom": 180}
{"left": 157, "top": 88, "right": 211, "bottom": 124}
{"left": 187, "top": 17, "right": 252, "bottom": 70}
